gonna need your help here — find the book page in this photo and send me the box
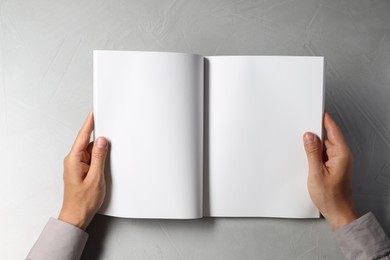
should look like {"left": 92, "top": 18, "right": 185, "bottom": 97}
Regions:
{"left": 205, "top": 56, "right": 323, "bottom": 218}
{"left": 94, "top": 51, "right": 203, "bottom": 219}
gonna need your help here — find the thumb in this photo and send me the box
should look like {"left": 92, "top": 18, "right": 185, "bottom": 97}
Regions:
{"left": 303, "top": 132, "right": 323, "bottom": 172}
{"left": 89, "top": 137, "right": 108, "bottom": 178}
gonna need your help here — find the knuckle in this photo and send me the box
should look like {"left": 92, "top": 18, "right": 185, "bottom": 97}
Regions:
{"left": 63, "top": 154, "right": 71, "bottom": 165}
{"left": 307, "top": 145, "right": 321, "bottom": 155}
{"left": 92, "top": 151, "right": 105, "bottom": 160}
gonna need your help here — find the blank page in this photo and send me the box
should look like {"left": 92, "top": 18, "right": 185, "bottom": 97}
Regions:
{"left": 205, "top": 56, "right": 323, "bottom": 218}
{"left": 94, "top": 51, "right": 203, "bottom": 219}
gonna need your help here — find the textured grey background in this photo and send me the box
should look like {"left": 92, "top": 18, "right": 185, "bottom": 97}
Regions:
{"left": 1, "top": 0, "right": 390, "bottom": 259}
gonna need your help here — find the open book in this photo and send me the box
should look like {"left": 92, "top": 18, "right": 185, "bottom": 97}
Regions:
{"left": 93, "top": 50, "right": 324, "bottom": 219}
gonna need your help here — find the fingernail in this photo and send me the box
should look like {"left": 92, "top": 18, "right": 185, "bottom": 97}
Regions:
{"left": 96, "top": 137, "right": 107, "bottom": 149}
{"left": 304, "top": 133, "right": 315, "bottom": 144}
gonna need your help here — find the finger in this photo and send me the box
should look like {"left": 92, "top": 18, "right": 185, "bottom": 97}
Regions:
{"left": 324, "top": 113, "right": 348, "bottom": 148}
{"left": 87, "top": 142, "right": 94, "bottom": 163}
{"left": 70, "top": 112, "right": 94, "bottom": 154}
{"left": 324, "top": 139, "right": 340, "bottom": 159}
{"left": 87, "top": 137, "right": 108, "bottom": 181}
{"left": 322, "top": 140, "right": 330, "bottom": 162}
{"left": 80, "top": 151, "right": 91, "bottom": 164}
{"left": 63, "top": 155, "right": 90, "bottom": 183}
{"left": 303, "top": 132, "right": 323, "bottom": 173}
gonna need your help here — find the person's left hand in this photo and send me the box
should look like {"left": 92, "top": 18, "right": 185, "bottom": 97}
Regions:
{"left": 58, "top": 112, "right": 108, "bottom": 230}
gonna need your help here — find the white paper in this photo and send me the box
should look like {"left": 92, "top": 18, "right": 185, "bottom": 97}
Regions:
{"left": 205, "top": 56, "right": 323, "bottom": 218}
{"left": 94, "top": 51, "right": 204, "bottom": 218}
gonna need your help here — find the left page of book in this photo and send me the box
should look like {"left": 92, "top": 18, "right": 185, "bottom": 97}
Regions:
{"left": 94, "top": 50, "right": 204, "bottom": 219}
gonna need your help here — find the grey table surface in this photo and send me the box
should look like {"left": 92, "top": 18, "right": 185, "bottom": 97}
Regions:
{"left": 1, "top": 0, "right": 390, "bottom": 259}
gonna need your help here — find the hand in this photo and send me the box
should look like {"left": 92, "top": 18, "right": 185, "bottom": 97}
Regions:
{"left": 58, "top": 112, "right": 108, "bottom": 230}
{"left": 303, "top": 112, "right": 358, "bottom": 230}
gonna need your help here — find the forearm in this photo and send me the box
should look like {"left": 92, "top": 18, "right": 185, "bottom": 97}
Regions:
{"left": 26, "top": 218, "right": 88, "bottom": 260}
{"left": 335, "top": 212, "right": 390, "bottom": 260}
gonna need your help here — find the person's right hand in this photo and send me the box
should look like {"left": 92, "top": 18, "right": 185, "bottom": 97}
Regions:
{"left": 303, "top": 112, "right": 358, "bottom": 230}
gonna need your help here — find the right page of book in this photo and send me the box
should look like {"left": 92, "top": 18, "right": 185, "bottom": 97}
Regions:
{"left": 204, "top": 56, "right": 323, "bottom": 218}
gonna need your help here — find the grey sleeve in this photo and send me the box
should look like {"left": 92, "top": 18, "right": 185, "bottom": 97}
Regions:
{"left": 26, "top": 218, "right": 89, "bottom": 260}
{"left": 335, "top": 212, "right": 390, "bottom": 260}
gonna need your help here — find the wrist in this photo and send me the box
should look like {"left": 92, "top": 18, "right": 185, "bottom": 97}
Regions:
{"left": 58, "top": 208, "right": 91, "bottom": 230}
{"left": 326, "top": 208, "right": 358, "bottom": 231}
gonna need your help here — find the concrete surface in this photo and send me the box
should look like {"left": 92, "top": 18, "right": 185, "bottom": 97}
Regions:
{"left": 1, "top": 0, "right": 389, "bottom": 259}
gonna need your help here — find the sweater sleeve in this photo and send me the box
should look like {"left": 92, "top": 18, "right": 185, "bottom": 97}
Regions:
{"left": 26, "top": 218, "right": 88, "bottom": 260}
{"left": 335, "top": 212, "right": 390, "bottom": 260}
